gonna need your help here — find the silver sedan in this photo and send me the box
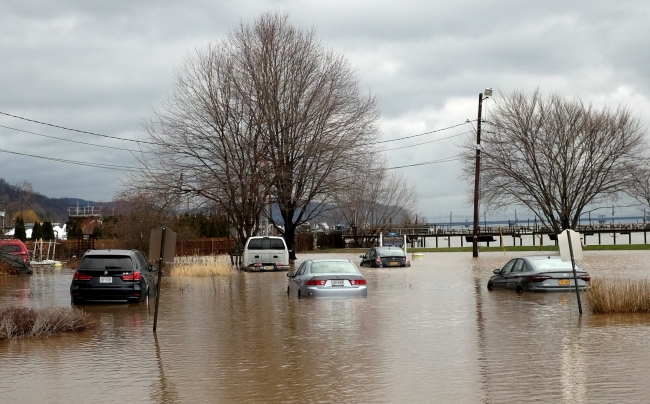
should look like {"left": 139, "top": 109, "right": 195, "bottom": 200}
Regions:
{"left": 287, "top": 259, "right": 368, "bottom": 298}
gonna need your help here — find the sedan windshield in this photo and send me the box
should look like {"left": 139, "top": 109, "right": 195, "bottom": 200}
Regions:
{"left": 529, "top": 258, "right": 581, "bottom": 272}
{"left": 310, "top": 261, "right": 359, "bottom": 274}
{"left": 80, "top": 256, "right": 134, "bottom": 270}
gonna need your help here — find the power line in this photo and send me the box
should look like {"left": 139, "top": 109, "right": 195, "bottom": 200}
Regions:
{"left": 0, "top": 110, "right": 473, "bottom": 151}
{"left": 384, "top": 131, "right": 471, "bottom": 151}
{"left": 0, "top": 147, "right": 139, "bottom": 171}
{"left": 0, "top": 110, "right": 155, "bottom": 145}
{"left": 375, "top": 120, "right": 474, "bottom": 144}
{"left": 0, "top": 124, "right": 151, "bottom": 154}
{"left": 386, "top": 155, "right": 460, "bottom": 170}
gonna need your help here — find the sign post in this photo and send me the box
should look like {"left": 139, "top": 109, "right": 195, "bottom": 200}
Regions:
{"left": 558, "top": 229, "right": 583, "bottom": 315}
{"left": 149, "top": 226, "right": 177, "bottom": 332}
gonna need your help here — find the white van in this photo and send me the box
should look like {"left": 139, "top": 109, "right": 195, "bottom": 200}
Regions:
{"left": 241, "top": 236, "right": 290, "bottom": 271}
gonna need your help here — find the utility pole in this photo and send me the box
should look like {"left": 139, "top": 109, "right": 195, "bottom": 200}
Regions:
{"left": 473, "top": 89, "right": 491, "bottom": 257}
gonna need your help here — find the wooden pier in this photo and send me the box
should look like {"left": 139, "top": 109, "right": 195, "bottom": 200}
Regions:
{"left": 341, "top": 224, "right": 650, "bottom": 249}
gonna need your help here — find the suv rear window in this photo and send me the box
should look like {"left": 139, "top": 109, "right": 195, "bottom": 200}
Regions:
{"left": 0, "top": 245, "right": 22, "bottom": 253}
{"left": 247, "top": 238, "right": 286, "bottom": 250}
{"left": 80, "top": 256, "right": 134, "bottom": 270}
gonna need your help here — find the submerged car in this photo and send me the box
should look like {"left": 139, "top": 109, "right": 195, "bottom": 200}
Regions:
{"left": 70, "top": 249, "right": 158, "bottom": 304}
{"left": 487, "top": 255, "right": 590, "bottom": 293}
{"left": 359, "top": 247, "right": 410, "bottom": 268}
{"left": 0, "top": 239, "right": 33, "bottom": 274}
{"left": 287, "top": 259, "right": 367, "bottom": 298}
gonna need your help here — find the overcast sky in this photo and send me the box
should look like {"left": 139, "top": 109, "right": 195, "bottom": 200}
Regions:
{"left": 1, "top": 0, "right": 649, "bottom": 224}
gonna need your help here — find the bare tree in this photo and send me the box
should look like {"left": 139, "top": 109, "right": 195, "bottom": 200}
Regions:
{"left": 333, "top": 162, "right": 418, "bottom": 243}
{"left": 626, "top": 161, "right": 650, "bottom": 218}
{"left": 131, "top": 12, "right": 381, "bottom": 257}
{"left": 460, "top": 89, "right": 646, "bottom": 233}
{"left": 16, "top": 181, "right": 33, "bottom": 218}
{"left": 130, "top": 39, "right": 273, "bottom": 243}
{"left": 105, "top": 190, "right": 178, "bottom": 253}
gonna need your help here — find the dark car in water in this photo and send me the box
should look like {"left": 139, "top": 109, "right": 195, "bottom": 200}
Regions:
{"left": 359, "top": 247, "right": 411, "bottom": 268}
{"left": 70, "top": 249, "right": 158, "bottom": 305}
{"left": 487, "top": 255, "right": 590, "bottom": 293}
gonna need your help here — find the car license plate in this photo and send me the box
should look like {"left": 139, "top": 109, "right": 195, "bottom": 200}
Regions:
{"left": 264, "top": 265, "right": 275, "bottom": 270}
{"left": 558, "top": 279, "right": 570, "bottom": 285}
{"left": 331, "top": 279, "right": 344, "bottom": 286}
{"left": 99, "top": 277, "right": 112, "bottom": 283}
{"left": 389, "top": 261, "right": 399, "bottom": 266}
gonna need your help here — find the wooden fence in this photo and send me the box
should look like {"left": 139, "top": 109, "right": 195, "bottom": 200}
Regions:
{"left": 24, "top": 233, "right": 349, "bottom": 263}
{"left": 25, "top": 237, "right": 237, "bottom": 262}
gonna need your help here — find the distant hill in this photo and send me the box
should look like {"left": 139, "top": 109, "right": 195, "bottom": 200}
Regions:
{"left": 0, "top": 178, "right": 100, "bottom": 223}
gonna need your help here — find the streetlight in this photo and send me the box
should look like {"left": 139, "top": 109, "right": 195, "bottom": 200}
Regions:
{"left": 472, "top": 88, "right": 492, "bottom": 257}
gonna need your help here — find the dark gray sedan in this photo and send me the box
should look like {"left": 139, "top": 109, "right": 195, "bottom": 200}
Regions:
{"left": 287, "top": 259, "right": 367, "bottom": 298}
{"left": 487, "top": 255, "right": 590, "bottom": 293}
{"left": 359, "top": 247, "right": 410, "bottom": 268}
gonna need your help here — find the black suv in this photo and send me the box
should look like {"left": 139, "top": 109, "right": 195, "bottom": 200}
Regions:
{"left": 70, "top": 249, "right": 158, "bottom": 304}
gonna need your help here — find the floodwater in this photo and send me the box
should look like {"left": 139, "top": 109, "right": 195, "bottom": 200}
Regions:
{"left": 2, "top": 251, "right": 650, "bottom": 403}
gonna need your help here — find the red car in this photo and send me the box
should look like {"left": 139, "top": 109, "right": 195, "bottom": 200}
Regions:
{"left": 0, "top": 239, "right": 33, "bottom": 274}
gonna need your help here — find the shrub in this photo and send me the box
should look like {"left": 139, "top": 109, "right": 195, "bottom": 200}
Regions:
{"left": 585, "top": 277, "right": 650, "bottom": 314}
{"left": 31, "top": 221, "right": 43, "bottom": 240}
{"left": 42, "top": 221, "right": 55, "bottom": 240}
{"left": 14, "top": 217, "right": 26, "bottom": 242}
{"left": 168, "top": 255, "right": 234, "bottom": 277}
{"left": 0, "top": 306, "right": 94, "bottom": 340}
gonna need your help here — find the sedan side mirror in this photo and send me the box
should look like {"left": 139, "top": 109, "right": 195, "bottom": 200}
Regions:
{"left": 286, "top": 271, "right": 295, "bottom": 278}
{"left": 359, "top": 255, "right": 365, "bottom": 259}
{"left": 493, "top": 269, "right": 500, "bottom": 275}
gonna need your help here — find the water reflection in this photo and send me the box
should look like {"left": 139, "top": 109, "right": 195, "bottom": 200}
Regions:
{"left": 2, "top": 251, "right": 650, "bottom": 402}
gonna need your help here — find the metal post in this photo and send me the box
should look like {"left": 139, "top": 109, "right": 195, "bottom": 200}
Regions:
{"left": 567, "top": 232, "right": 583, "bottom": 315}
{"left": 153, "top": 227, "right": 166, "bottom": 332}
{"left": 472, "top": 93, "right": 484, "bottom": 257}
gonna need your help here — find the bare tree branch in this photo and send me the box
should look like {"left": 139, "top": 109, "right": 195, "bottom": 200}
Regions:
{"left": 126, "top": 12, "right": 381, "bottom": 255}
{"left": 460, "top": 88, "right": 647, "bottom": 233}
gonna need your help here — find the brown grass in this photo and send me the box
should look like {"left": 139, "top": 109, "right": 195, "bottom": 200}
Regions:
{"left": 168, "top": 255, "right": 234, "bottom": 277}
{"left": 0, "top": 306, "right": 94, "bottom": 340}
{"left": 585, "top": 277, "right": 650, "bottom": 314}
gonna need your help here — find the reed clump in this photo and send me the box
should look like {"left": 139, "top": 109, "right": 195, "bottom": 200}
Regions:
{"left": 585, "top": 277, "right": 650, "bottom": 314}
{"left": 168, "top": 255, "right": 234, "bottom": 277}
{"left": 0, "top": 306, "right": 94, "bottom": 340}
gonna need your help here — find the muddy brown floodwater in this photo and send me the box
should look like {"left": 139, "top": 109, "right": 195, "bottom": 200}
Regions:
{"left": 2, "top": 251, "right": 650, "bottom": 403}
